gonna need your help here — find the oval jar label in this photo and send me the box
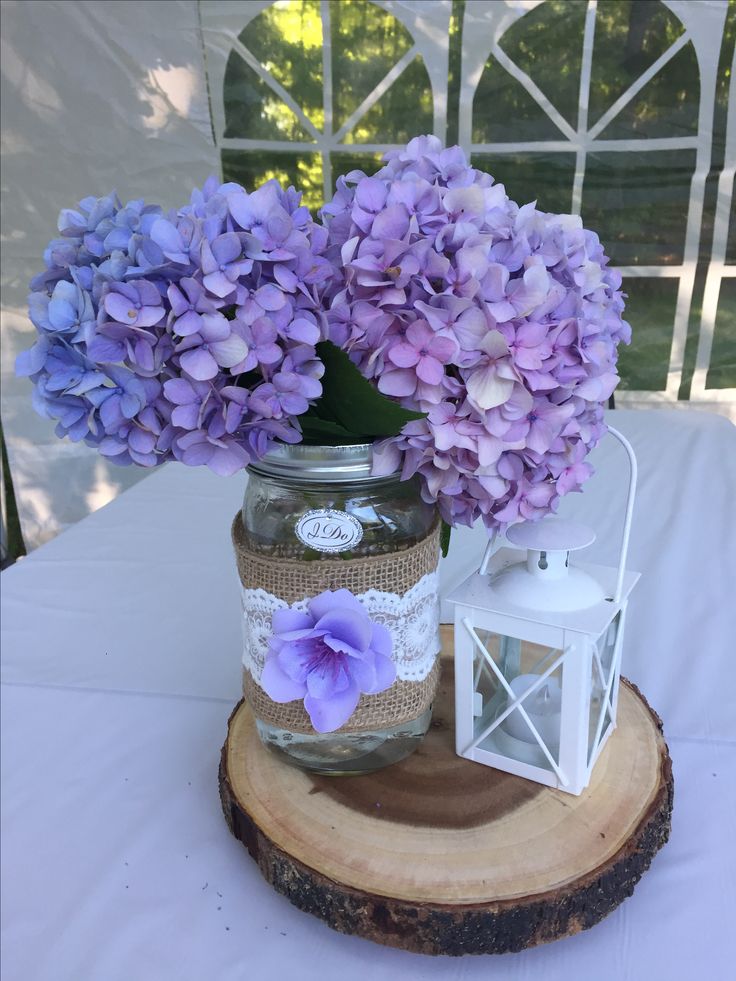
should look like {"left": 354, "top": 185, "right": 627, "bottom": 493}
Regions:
{"left": 295, "top": 509, "right": 363, "bottom": 553}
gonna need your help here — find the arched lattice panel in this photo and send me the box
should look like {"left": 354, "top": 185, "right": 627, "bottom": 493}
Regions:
{"left": 200, "top": 0, "right": 452, "bottom": 210}
{"left": 460, "top": 0, "right": 730, "bottom": 406}
{"left": 691, "top": 40, "right": 736, "bottom": 407}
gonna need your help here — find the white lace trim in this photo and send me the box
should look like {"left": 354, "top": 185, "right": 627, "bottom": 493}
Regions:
{"left": 240, "top": 572, "right": 441, "bottom": 684}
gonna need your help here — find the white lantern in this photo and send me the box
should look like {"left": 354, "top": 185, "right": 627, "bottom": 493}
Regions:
{"left": 448, "top": 427, "right": 640, "bottom": 796}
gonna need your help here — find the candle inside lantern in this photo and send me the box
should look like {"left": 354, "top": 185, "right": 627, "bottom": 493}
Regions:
{"left": 502, "top": 674, "right": 562, "bottom": 748}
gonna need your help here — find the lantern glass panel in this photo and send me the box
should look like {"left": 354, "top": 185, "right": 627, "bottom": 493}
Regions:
{"left": 587, "top": 613, "right": 621, "bottom": 763}
{"left": 469, "top": 628, "right": 563, "bottom": 774}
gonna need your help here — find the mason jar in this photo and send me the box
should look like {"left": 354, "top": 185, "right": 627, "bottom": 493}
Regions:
{"left": 232, "top": 443, "right": 442, "bottom": 775}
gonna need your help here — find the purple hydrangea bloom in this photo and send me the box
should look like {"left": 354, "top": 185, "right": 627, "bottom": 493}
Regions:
{"left": 260, "top": 589, "right": 395, "bottom": 732}
{"left": 321, "top": 136, "right": 630, "bottom": 531}
{"left": 17, "top": 178, "right": 336, "bottom": 475}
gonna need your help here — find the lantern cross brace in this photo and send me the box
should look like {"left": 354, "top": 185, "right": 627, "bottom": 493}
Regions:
{"left": 473, "top": 641, "right": 561, "bottom": 697}
{"left": 461, "top": 619, "right": 570, "bottom": 786}
{"left": 588, "top": 615, "right": 626, "bottom": 770}
{"left": 592, "top": 642, "right": 616, "bottom": 722}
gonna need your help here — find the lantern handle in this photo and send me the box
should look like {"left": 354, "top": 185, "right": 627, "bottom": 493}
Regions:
{"left": 479, "top": 531, "right": 499, "bottom": 576}
{"left": 606, "top": 425, "right": 637, "bottom": 604}
{"left": 478, "top": 425, "right": 636, "bottom": 603}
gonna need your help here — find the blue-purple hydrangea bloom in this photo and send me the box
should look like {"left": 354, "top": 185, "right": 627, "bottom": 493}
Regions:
{"left": 17, "top": 178, "right": 334, "bottom": 475}
{"left": 320, "top": 136, "right": 631, "bottom": 531}
{"left": 261, "top": 589, "right": 395, "bottom": 733}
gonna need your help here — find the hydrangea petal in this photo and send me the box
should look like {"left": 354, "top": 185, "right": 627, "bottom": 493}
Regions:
{"left": 104, "top": 293, "right": 138, "bottom": 324}
{"left": 211, "top": 334, "right": 248, "bottom": 368}
{"left": 179, "top": 347, "right": 219, "bottom": 381}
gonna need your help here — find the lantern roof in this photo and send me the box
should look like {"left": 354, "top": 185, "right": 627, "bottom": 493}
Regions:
{"left": 447, "top": 547, "right": 640, "bottom": 637}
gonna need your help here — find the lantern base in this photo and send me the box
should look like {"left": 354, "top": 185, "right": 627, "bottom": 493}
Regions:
{"left": 219, "top": 632, "right": 673, "bottom": 956}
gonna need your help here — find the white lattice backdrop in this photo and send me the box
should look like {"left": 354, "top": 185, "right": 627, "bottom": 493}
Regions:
{"left": 1, "top": 0, "right": 733, "bottom": 552}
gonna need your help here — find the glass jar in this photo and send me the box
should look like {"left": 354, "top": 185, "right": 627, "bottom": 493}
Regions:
{"left": 238, "top": 443, "right": 440, "bottom": 775}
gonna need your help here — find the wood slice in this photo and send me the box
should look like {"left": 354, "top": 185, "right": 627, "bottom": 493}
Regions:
{"left": 219, "top": 629, "right": 673, "bottom": 956}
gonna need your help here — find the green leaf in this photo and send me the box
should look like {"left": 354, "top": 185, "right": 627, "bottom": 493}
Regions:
{"left": 299, "top": 414, "right": 369, "bottom": 445}
{"left": 440, "top": 520, "right": 452, "bottom": 558}
{"left": 314, "top": 340, "right": 426, "bottom": 438}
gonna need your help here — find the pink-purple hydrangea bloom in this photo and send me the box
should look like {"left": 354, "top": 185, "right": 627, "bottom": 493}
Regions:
{"left": 320, "top": 136, "right": 630, "bottom": 531}
{"left": 260, "top": 589, "right": 395, "bottom": 732}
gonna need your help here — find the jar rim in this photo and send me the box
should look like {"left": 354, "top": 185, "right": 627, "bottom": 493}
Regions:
{"left": 247, "top": 442, "right": 400, "bottom": 483}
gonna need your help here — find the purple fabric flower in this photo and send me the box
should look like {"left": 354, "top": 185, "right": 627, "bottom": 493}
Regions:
{"left": 464, "top": 330, "right": 518, "bottom": 411}
{"left": 321, "top": 136, "right": 630, "bottom": 532}
{"left": 260, "top": 589, "right": 395, "bottom": 733}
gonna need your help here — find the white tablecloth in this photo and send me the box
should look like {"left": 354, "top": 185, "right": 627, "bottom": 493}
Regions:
{"left": 2, "top": 409, "right": 735, "bottom": 980}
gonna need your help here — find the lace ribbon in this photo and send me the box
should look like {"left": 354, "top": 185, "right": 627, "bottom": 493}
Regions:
{"left": 240, "top": 571, "right": 441, "bottom": 685}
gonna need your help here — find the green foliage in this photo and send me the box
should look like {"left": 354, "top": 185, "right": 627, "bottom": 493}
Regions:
{"left": 332, "top": 0, "right": 415, "bottom": 135}
{"left": 223, "top": 49, "right": 314, "bottom": 142}
{"left": 473, "top": 0, "right": 586, "bottom": 143}
{"left": 222, "top": 148, "right": 323, "bottom": 211}
{"left": 616, "top": 279, "right": 679, "bottom": 391}
{"left": 707, "top": 280, "right": 736, "bottom": 390}
{"left": 330, "top": 150, "right": 384, "bottom": 181}
{"left": 0, "top": 418, "right": 26, "bottom": 565}
{"left": 440, "top": 520, "right": 452, "bottom": 559}
{"left": 582, "top": 150, "right": 696, "bottom": 267}
{"left": 221, "top": 0, "right": 434, "bottom": 209}
{"left": 240, "top": 0, "right": 324, "bottom": 130}
{"left": 471, "top": 152, "right": 577, "bottom": 214}
{"left": 298, "top": 414, "right": 364, "bottom": 445}
{"left": 446, "top": 0, "right": 465, "bottom": 146}
{"left": 300, "top": 341, "right": 425, "bottom": 444}
{"left": 589, "top": 1, "right": 695, "bottom": 140}
{"left": 341, "top": 55, "right": 433, "bottom": 145}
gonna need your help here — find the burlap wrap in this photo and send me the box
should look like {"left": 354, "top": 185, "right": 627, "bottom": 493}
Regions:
{"left": 232, "top": 513, "right": 441, "bottom": 734}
